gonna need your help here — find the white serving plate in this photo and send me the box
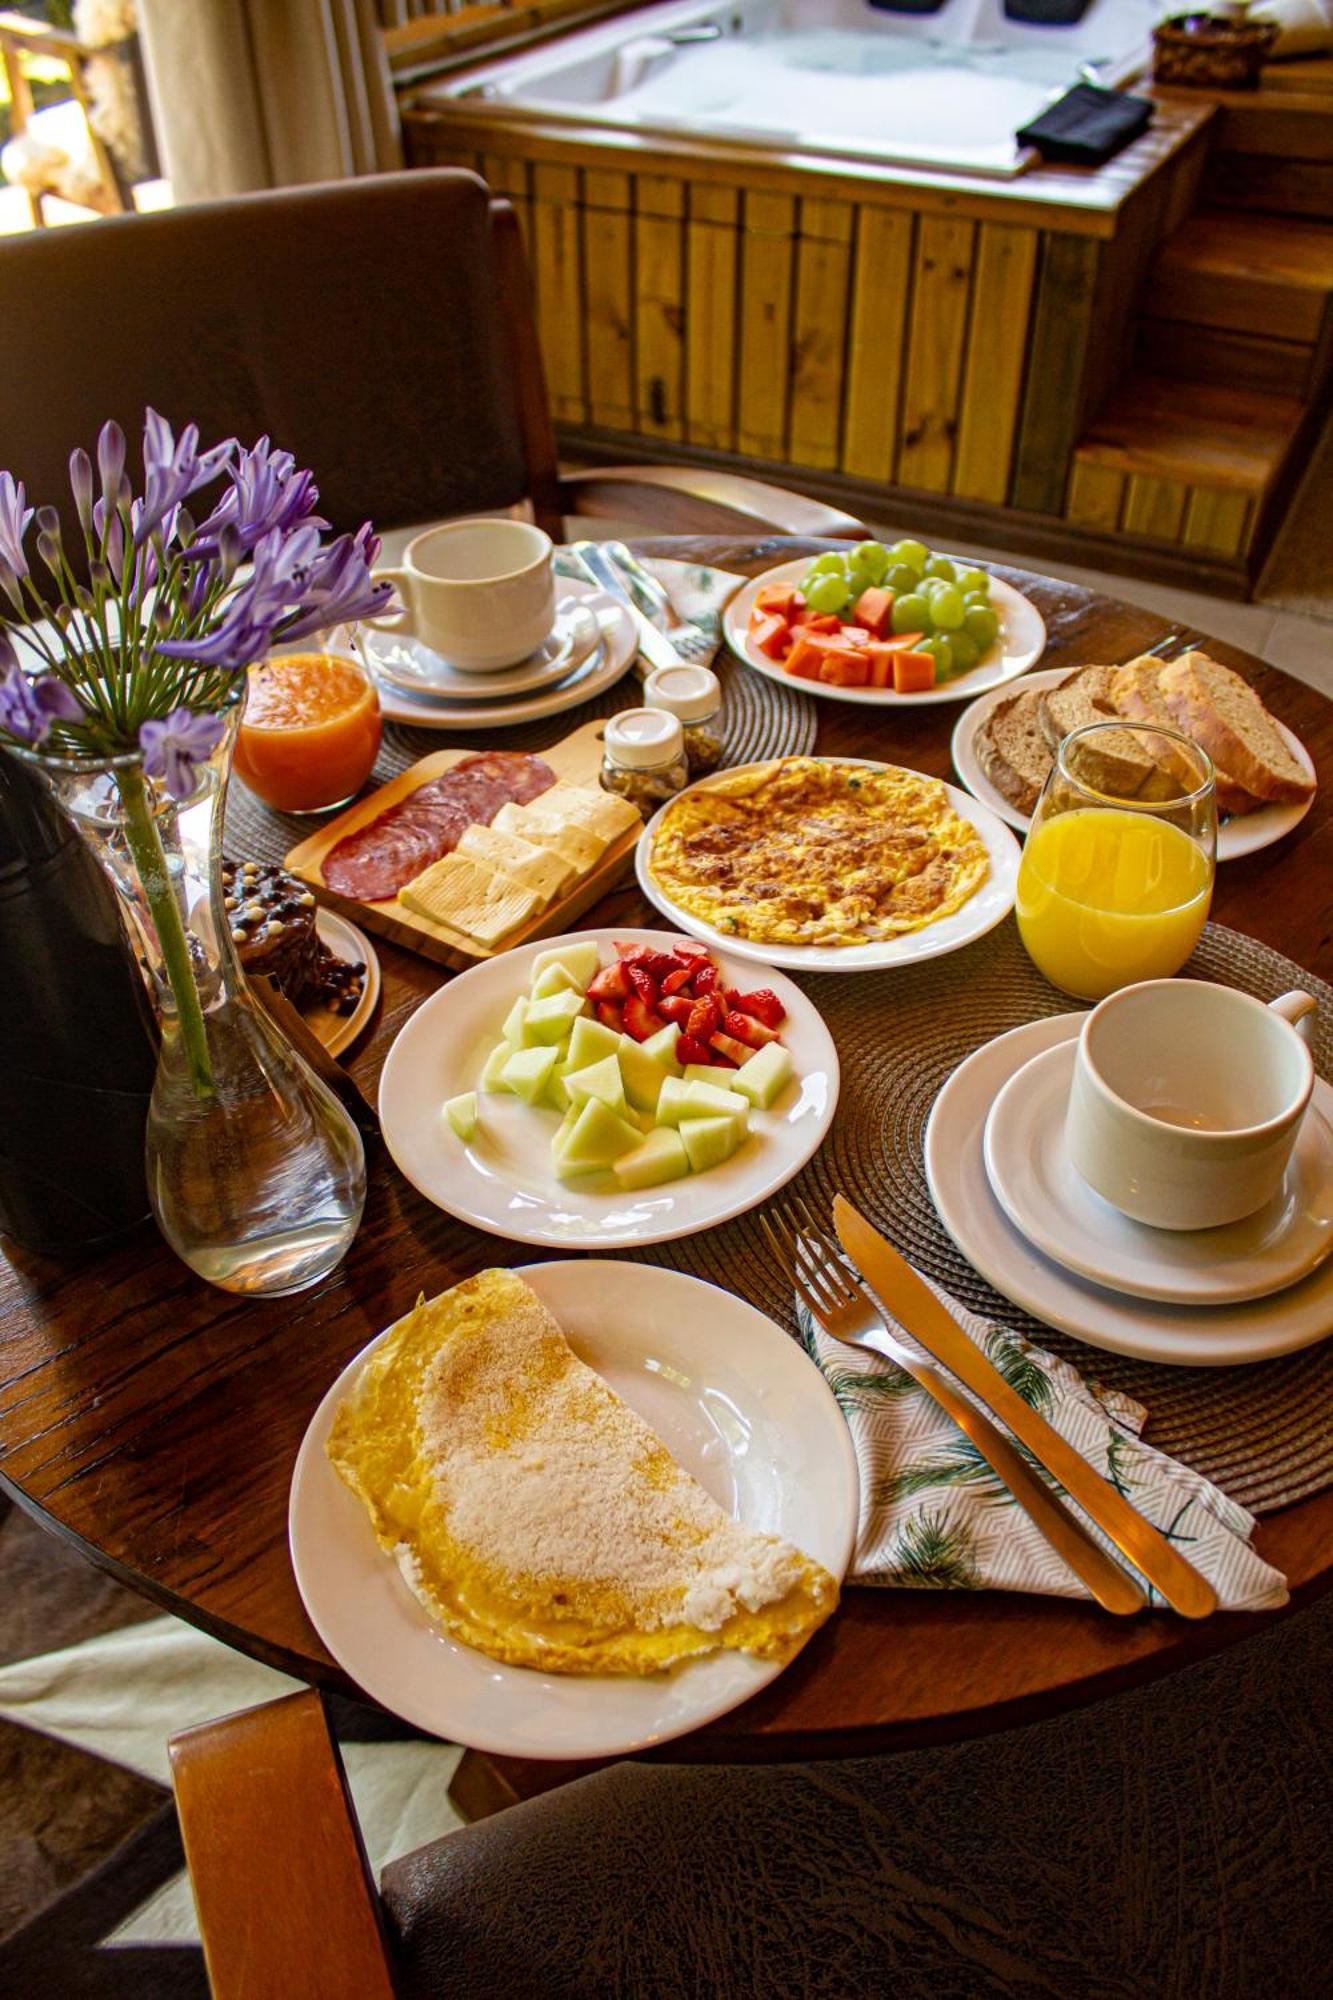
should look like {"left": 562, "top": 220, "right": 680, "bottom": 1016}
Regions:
{"left": 307, "top": 909, "right": 380, "bottom": 1058}
{"left": 724, "top": 554, "right": 1046, "bottom": 707}
{"left": 950, "top": 667, "right": 1318, "bottom": 862}
{"left": 636, "top": 759, "right": 1021, "bottom": 974}
{"left": 377, "top": 927, "right": 838, "bottom": 1247}
{"left": 288, "top": 1259, "right": 858, "bottom": 1758}
{"left": 925, "top": 1013, "right": 1333, "bottom": 1366}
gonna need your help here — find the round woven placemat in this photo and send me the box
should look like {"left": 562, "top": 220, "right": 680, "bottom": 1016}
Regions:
{"left": 632, "top": 921, "right": 1333, "bottom": 1516}
{"left": 224, "top": 645, "right": 816, "bottom": 868}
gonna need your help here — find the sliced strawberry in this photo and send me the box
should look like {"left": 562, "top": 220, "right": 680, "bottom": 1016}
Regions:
{"left": 676, "top": 1033, "right": 726, "bottom": 1068}
{"left": 724, "top": 1009, "right": 780, "bottom": 1049}
{"left": 594, "top": 1000, "right": 624, "bottom": 1032}
{"left": 658, "top": 994, "right": 695, "bottom": 1026}
{"left": 660, "top": 965, "right": 694, "bottom": 996}
{"left": 622, "top": 993, "right": 665, "bottom": 1043}
{"left": 625, "top": 963, "right": 660, "bottom": 1007}
{"left": 618, "top": 945, "right": 679, "bottom": 981}
{"left": 709, "top": 1031, "right": 753, "bottom": 1067}
{"left": 588, "top": 962, "right": 629, "bottom": 1004}
{"left": 691, "top": 961, "right": 719, "bottom": 995}
{"left": 686, "top": 995, "right": 722, "bottom": 1042}
{"left": 733, "top": 987, "right": 786, "bottom": 1029}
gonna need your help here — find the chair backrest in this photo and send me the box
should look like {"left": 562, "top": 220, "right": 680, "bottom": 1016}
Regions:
{"left": 0, "top": 169, "right": 551, "bottom": 543}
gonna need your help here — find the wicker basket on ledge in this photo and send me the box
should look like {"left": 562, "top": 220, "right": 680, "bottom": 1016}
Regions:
{"left": 1152, "top": 13, "right": 1281, "bottom": 88}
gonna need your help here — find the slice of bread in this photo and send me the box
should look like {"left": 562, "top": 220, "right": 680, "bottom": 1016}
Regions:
{"left": 1038, "top": 664, "right": 1119, "bottom": 754}
{"left": 1039, "top": 666, "right": 1166, "bottom": 798}
{"left": 1157, "top": 653, "right": 1314, "bottom": 806}
{"left": 1109, "top": 656, "right": 1263, "bottom": 817}
{"left": 974, "top": 687, "right": 1052, "bottom": 816}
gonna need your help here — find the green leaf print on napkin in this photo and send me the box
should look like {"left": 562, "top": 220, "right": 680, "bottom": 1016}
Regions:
{"left": 884, "top": 1510, "right": 982, "bottom": 1591}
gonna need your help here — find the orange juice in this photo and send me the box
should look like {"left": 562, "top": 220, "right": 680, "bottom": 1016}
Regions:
{"left": 235, "top": 653, "right": 381, "bottom": 813}
{"left": 1016, "top": 808, "right": 1212, "bottom": 1000}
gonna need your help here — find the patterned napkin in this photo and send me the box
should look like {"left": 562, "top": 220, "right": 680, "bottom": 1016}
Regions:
{"left": 553, "top": 551, "right": 740, "bottom": 673}
{"left": 795, "top": 1276, "right": 1288, "bottom": 1611}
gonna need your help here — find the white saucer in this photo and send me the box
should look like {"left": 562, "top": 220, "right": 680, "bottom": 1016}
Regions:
{"left": 369, "top": 596, "right": 604, "bottom": 700}
{"left": 984, "top": 1038, "right": 1333, "bottom": 1307}
{"left": 924, "top": 1012, "right": 1333, "bottom": 1366}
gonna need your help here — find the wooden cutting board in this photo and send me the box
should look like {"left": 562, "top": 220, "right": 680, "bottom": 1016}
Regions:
{"left": 283, "top": 718, "right": 639, "bottom": 971}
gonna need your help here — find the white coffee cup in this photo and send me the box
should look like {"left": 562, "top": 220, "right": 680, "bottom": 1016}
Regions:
{"left": 1065, "top": 979, "right": 1318, "bottom": 1231}
{"left": 364, "top": 518, "right": 555, "bottom": 673}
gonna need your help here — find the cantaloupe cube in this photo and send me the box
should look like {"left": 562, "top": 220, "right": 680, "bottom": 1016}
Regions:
{"left": 500, "top": 1044, "right": 558, "bottom": 1104}
{"left": 532, "top": 941, "right": 600, "bottom": 992}
{"left": 614, "top": 1127, "right": 691, "bottom": 1189}
{"left": 679, "top": 1116, "right": 741, "bottom": 1173}
{"left": 443, "top": 1092, "right": 479, "bottom": 1141}
{"left": 731, "top": 1042, "right": 794, "bottom": 1110}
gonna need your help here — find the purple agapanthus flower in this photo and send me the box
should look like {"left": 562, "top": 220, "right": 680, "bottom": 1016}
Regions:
{"left": 277, "top": 523, "right": 394, "bottom": 642}
{"left": 0, "top": 471, "right": 33, "bottom": 580}
{"left": 139, "top": 707, "right": 225, "bottom": 800}
{"left": 136, "top": 409, "right": 234, "bottom": 546}
{"left": 0, "top": 642, "right": 87, "bottom": 747}
{"left": 68, "top": 448, "right": 95, "bottom": 534}
{"left": 96, "top": 420, "right": 126, "bottom": 518}
{"left": 194, "top": 437, "right": 325, "bottom": 555}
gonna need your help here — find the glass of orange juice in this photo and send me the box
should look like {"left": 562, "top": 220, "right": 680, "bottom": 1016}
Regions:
{"left": 1016, "top": 720, "right": 1217, "bottom": 1001}
{"left": 234, "top": 652, "right": 382, "bottom": 813}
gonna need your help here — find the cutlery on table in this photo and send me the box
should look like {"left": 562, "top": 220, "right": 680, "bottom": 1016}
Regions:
{"left": 604, "top": 541, "right": 701, "bottom": 645}
{"left": 566, "top": 540, "right": 691, "bottom": 674}
{"left": 832, "top": 1195, "right": 1218, "bottom": 1621}
{"left": 762, "top": 1198, "right": 1148, "bottom": 1617}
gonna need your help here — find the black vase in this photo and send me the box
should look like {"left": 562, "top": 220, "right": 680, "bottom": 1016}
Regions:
{"left": 0, "top": 751, "right": 157, "bottom": 1254}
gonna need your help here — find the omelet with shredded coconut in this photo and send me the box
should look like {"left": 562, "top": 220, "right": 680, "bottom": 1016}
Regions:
{"left": 325, "top": 1269, "right": 838, "bottom": 1675}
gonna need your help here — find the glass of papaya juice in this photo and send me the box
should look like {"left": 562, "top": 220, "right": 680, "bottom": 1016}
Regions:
{"left": 234, "top": 652, "right": 382, "bottom": 813}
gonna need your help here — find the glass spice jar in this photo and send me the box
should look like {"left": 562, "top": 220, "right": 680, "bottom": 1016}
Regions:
{"left": 642, "top": 664, "right": 724, "bottom": 778}
{"left": 601, "top": 708, "right": 691, "bottom": 817}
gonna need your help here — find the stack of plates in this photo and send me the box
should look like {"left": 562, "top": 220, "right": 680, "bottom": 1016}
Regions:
{"left": 925, "top": 1015, "right": 1333, "bottom": 1366}
{"left": 335, "top": 578, "right": 639, "bottom": 731}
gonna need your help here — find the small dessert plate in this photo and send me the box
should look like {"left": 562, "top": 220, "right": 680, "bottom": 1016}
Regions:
{"left": 366, "top": 594, "right": 605, "bottom": 700}
{"left": 983, "top": 1040, "right": 1333, "bottom": 1307}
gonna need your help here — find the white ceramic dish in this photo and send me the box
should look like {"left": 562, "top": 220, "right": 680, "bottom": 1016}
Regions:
{"left": 636, "top": 759, "right": 1021, "bottom": 974}
{"left": 377, "top": 928, "right": 839, "bottom": 1247}
{"left": 288, "top": 1259, "right": 858, "bottom": 1757}
{"left": 307, "top": 909, "right": 380, "bottom": 1059}
{"left": 950, "top": 667, "right": 1318, "bottom": 862}
{"left": 983, "top": 1038, "right": 1333, "bottom": 1307}
{"left": 335, "top": 579, "right": 638, "bottom": 731}
{"left": 925, "top": 1013, "right": 1333, "bottom": 1366}
{"left": 724, "top": 554, "right": 1046, "bottom": 708}
{"left": 370, "top": 596, "right": 603, "bottom": 701}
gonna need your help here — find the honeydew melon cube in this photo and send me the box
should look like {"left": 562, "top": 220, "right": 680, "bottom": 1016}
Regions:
{"left": 501, "top": 995, "right": 530, "bottom": 1048}
{"left": 731, "top": 1041, "right": 794, "bottom": 1110}
{"left": 614, "top": 1127, "right": 691, "bottom": 1190}
{"left": 567, "top": 1016, "right": 622, "bottom": 1071}
{"left": 500, "top": 1043, "right": 559, "bottom": 1104}
{"left": 679, "top": 1115, "right": 741, "bottom": 1174}
{"left": 443, "top": 1091, "right": 479, "bottom": 1141}
{"left": 479, "top": 1041, "right": 514, "bottom": 1092}
{"left": 541, "top": 1058, "right": 575, "bottom": 1113}
{"left": 618, "top": 1034, "right": 671, "bottom": 1115}
{"left": 524, "top": 990, "right": 586, "bottom": 1045}
{"left": 683, "top": 1063, "right": 739, "bottom": 1087}
{"left": 556, "top": 1096, "right": 643, "bottom": 1171}
{"left": 564, "top": 1054, "right": 627, "bottom": 1116}
{"left": 551, "top": 1105, "right": 580, "bottom": 1157}
{"left": 657, "top": 1075, "right": 750, "bottom": 1137}
{"left": 531, "top": 961, "right": 582, "bottom": 1000}
{"left": 640, "top": 1023, "right": 683, "bottom": 1075}
{"left": 532, "top": 941, "right": 600, "bottom": 992}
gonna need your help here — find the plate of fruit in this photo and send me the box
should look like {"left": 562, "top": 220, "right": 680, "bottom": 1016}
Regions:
{"left": 725, "top": 539, "right": 1046, "bottom": 705}
{"left": 377, "top": 929, "right": 839, "bottom": 1248}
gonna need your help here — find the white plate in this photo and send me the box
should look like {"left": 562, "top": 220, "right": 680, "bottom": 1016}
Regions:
{"left": 333, "top": 579, "right": 638, "bottom": 731}
{"left": 984, "top": 1039, "right": 1333, "bottom": 1307}
{"left": 369, "top": 596, "right": 604, "bottom": 701}
{"left": 635, "top": 759, "right": 1021, "bottom": 974}
{"left": 307, "top": 909, "right": 380, "bottom": 1059}
{"left": 377, "top": 927, "right": 839, "bottom": 1247}
{"left": 724, "top": 554, "right": 1046, "bottom": 708}
{"left": 925, "top": 1013, "right": 1333, "bottom": 1366}
{"left": 950, "top": 667, "right": 1318, "bottom": 862}
{"left": 288, "top": 1259, "right": 858, "bottom": 1757}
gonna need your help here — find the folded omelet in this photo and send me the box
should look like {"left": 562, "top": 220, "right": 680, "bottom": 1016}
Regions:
{"left": 326, "top": 1270, "right": 839, "bottom": 1675}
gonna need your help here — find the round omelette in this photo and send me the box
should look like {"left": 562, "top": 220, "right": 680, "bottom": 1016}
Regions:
{"left": 648, "top": 758, "right": 990, "bottom": 948}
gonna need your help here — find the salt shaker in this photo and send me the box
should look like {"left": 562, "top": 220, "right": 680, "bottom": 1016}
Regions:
{"left": 601, "top": 709, "right": 691, "bottom": 817}
{"left": 642, "top": 664, "right": 724, "bottom": 778}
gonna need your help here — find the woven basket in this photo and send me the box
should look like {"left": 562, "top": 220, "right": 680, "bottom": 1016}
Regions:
{"left": 1152, "top": 14, "right": 1280, "bottom": 87}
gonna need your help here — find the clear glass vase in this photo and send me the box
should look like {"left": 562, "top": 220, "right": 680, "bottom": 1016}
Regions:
{"left": 18, "top": 705, "right": 366, "bottom": 1295}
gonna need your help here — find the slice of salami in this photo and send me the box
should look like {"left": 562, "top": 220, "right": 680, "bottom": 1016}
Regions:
{"left": 322, "top": 752, "right": 556, "bottom": 902}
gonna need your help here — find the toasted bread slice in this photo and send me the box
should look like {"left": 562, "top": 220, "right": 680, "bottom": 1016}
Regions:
{"left": 1038, "top": 665, "right": 1119, "bottom": 754}
{"left": 975, "top": 688, "right": 1052, "bottom": 816}
{"left": 1109, "top": 657, "right": 1261, "bottom": 816}
{"left": 1039, "top": 666, "right": 1165, "bottom": 797}
{"left": 1157, "top": 653, "right": 1314, "bottom": 807}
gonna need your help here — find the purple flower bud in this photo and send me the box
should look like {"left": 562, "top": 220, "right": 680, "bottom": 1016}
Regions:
{"left": 69, "top": 448, "right": 95, "bottom": 533}
{"left": 97, "top": 421, "right": 126, "bottom": 512}
{"left": 139, "top": 706, "right": 226, "bottom": 801}
{"left": 37, "top": 532, "right": 62, "bottom": 576}
{"left": 0, "top": 472, "right": 33, "bottom": 580}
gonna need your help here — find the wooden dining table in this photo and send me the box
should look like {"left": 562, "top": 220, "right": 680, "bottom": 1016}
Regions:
{"left": 1, "top": 535, "right": 1330, "bottom": 1821}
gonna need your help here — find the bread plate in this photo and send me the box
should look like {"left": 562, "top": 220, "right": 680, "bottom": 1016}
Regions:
{"left": 951, "top": 668, "right": 1317, "bottom": 863}
{"left": 724, "top": 555, "right": 1046, "bottom": 707}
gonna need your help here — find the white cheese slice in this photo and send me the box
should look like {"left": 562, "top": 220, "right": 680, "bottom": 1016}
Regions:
{"left": 457, "top": 822, "right": 576, "bottom": 908}
{"left": 493, "top": 803, "right": 603, "bottom": 873}
{"left": 398, "top": 853, "right": 539, "bottom": 947}
{"left": 530, "top": 782, "right": 641, "bottom": 844}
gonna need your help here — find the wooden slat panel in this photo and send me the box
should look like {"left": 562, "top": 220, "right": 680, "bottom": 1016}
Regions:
{"left": 840, "top": 207, "right": 913, "bottom": 483}
{"left": 1122, "top": 474, "right": 1189, "bottom": 541}
{"left": 897, "top": 216, "right": 975, "bottom": 493}
{"left": 1011, "top": 232, "right": 1101, "bottom": 515}
{"left": 634, "top": 176, "right": 685, "bottom": 440}
{"left": 738, "top": 191, "right": 796, "bottom": 461}
{"left": 685, "top": 183, "right": 739, "bottom": 452}
{"left": 530, "top": 163, "right": 586, "bottom": 424}
{"left": 1067, "top": 460, "right": 1125, "bottom": 531}
{"left": 1182, "top": 487, "right": 1252, "bottom": 557}
{"left": 482, "top": 151, "right": 531, "bottom": 245}
{"left": 788, "top": 198, "right": 854, "bottom": 471}
{"left": 953, "top": 222, "right": 1039, "bottom": 504}
{"left": 582, "top": 169, "right": 634, "bottom": 431}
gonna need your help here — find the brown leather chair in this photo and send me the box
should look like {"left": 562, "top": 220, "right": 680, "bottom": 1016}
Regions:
{"left": 170, "top": 1590, "right": 1332, "bottom": 1999}
{"left": 0, "top": 167, "right": 863, "bottom": 553}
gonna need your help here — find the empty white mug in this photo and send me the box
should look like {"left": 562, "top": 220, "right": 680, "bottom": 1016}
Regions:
{"left": 365, "top": 518, "right": 555, "bottom": 672}
{"left": 1065, "top": 979, "right": 1319, "bottom": 1231}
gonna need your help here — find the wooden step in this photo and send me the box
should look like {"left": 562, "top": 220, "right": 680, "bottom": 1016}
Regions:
{"left": 1133, "top": 318, "right": 1318, "bottom": 400}
{"left": 1074, "top": 374, "right": 1304, "bottom": 494}
{"left": 1147, "top": 212, "right": 1333, "bottom": 343}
